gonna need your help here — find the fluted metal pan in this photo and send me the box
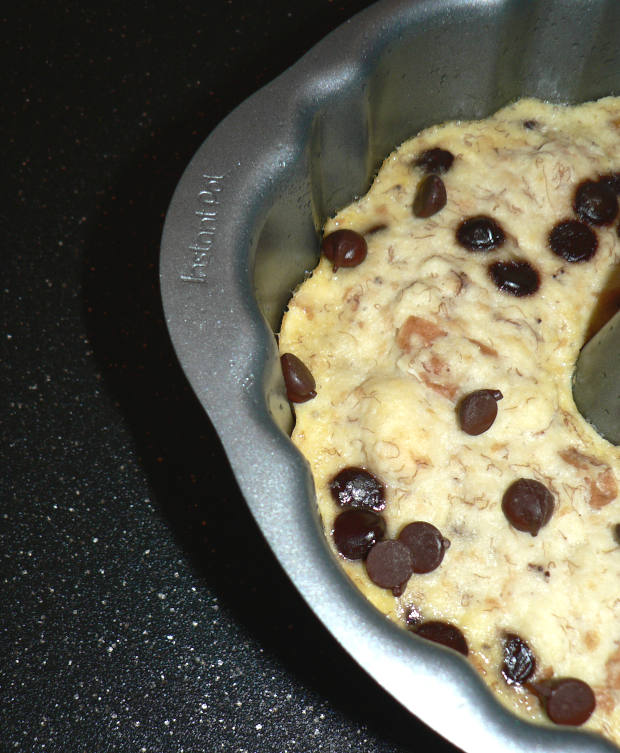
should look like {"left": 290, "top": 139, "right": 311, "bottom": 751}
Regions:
{"left": 160, "top": 1, "right": 620, "bottom": 750}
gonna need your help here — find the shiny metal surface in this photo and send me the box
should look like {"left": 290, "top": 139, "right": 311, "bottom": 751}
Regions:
{"left": 160, "top": 1, "right": 620, "bottom": 751}
{"left": 574, "top": 310, "right": 620, "bottom": 445}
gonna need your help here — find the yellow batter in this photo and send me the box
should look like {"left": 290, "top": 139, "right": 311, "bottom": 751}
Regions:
{"left": 279, "top": 98, "right": 620, "bottom": 743}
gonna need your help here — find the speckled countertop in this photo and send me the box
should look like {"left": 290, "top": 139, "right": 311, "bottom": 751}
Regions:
{"left": 2, "top": 2, "right": 461, "bottom": 751}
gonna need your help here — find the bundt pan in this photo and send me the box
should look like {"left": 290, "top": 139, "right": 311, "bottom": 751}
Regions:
{"left": 160, "top": 1, "right": 620, "bottom": 751}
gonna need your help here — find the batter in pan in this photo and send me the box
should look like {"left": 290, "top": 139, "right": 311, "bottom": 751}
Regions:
{"left": 279, "top": 98, "right": 620, "bottom": 744}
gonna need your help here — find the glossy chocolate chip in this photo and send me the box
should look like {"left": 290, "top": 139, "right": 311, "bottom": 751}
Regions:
{"left": 365, "top": 540, "right": 413, "bottom": 594}
{"left": 502, "top": 478, "right": 554, "bottom": 536}
{"left": 413, "top": 621, "right": 469, "bottom": 656}
{"left": 321, "top": 229, "right": 367, "bottom": 272}
{"left": 574, "top": 179, "right": 618, "bottom": 225}
{"left": 536, "top": 678, "right": 596, "bottom": 726}
{"left": 333, "top": 509, "right": 386, "bottom": 560}
{"left": 329, "top": 467, "right": 386, "bottom": 512}
{"left": 415, "top": 147, "right": 454, "bottom": 174}
{"left": 613, "top": 523, "right": 620, "bottom": 545}
{"left": 489, "top": 260, "right": 540, "bottom": 296}
{"left": 413, "top": 174, "right": 447, "bottom": 218}
{"left": 549, "top": 219, "right": 597, "bottom": 262}
{"left": 280, "top": 353, "right": 316, "bottom": 403}
{"left": 399, "top": 522, "right": 449, "bottom": 574}
{"left": 502, "top": 634, "right": 536, "bottom": 685}
{"left": 456, "top": 216, "right": 505, "bottom": 252}
{"left": 457, "top": 389, "right": 503, "bottom": 435}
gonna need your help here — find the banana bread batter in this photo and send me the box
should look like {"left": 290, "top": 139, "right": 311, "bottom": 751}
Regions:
{"left": 279, "top": 97, "right": 620, "bottom": 743}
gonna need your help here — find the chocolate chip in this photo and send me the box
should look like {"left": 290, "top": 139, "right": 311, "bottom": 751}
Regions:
{"left": 488, "top": 260, "right": 540, "bottom": 296}
{"left": 333, "top": 509, "right": 386, "bottom": 560}
{"left": 413, "top": 621, "right": 468, "bottom": 656}
{"left": 613, "top": 523, "right": 620, "bottom": 545}
{"left": 574, "top": 179, "right": 619, "bottom": 225}
{"left": 456, "top": 216, "right": 505, "bottom": 252}
{"left": 502, "top": 634, "right": 536, "bottom": 685}
{"left": 457, "top": 389, "right": 503, "bottom": 435}
{"left": 600, "top": 172, "right": 620, "bottom": 194}
{"left": 502, "top": 478, "right": 554, "bottom": 536}
{"left": 413, "top": 174, "right": 447, "bottom": 218}
{"left": 549, "top": 219, "right": 598, "bottom": 262}
{"left": 534, "top": 678, "right": 596, "bottom": 726}
{"left": 523, "top": 119, "right": 538, "bottom": 130}
{"left": 321, "top": 229, "right": 368, "bottom": 271}
{"left": 398, "top": 521, "right": 449, "bottom": 574}
{"left": 329, "top": 467, "right": 386, "bottom": 512}
{"left": 280, "top": 353, "right": 316, "bottom": 403}
{"left": 365, "top": 540, "right": 413, "bottom": 593}
{"left": 415, "top": 147, "right": 454, "bottom": 174}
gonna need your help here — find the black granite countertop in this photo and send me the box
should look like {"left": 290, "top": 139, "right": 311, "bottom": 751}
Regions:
{"left": 3, "top": 2, "right": 461, "bottom": 750}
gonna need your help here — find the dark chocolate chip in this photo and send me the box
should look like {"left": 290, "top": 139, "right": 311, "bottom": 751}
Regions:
{"left": 549, "top": 219, "right": 598, "bottom": 263}
{"left": 457, "top": 389, "right": 503, "bottom": 435}
{"left": 398, "top": 521, "right": 449, "bottom": 574}
{"left": 574, "top": 179, "right": 618, "bottom": 225}
{"left": 600, "top": 172, "right": 620, "bottom": 194}
{"left": 413, "top": 621, "right": 469, "bottom": 656}
{"left": 280, "top": 353, "right": 316, "bottom": 403}
{"left": 456, "top": 216, "right": 505, "bottom": 252}
{"left": 536, "top": 678, "right": 596, "bottom": 726}
{"left": 502, "top": 478, "right": 554, "bottom": 536}
{"left": 523, "top": 120, "right": 539, "bottom": 130}
{"left": 321, "top": 229, "right": 368, "bottom": 271}
{"left": 329, "top": 467, "right": 386, "bottom": 512}
{"left": 502, "top": 634, "right": 536, "bottom": 685}
{"left": 333, "top": 509, "right": 386, "bottom": 560}
{"left": 488, "top": 260, "right": 540, "bottom": 297}
{"left": 613, "top": 523, "right": 620, "bottom": 545}
{"left": 415, "top": 147, "right": 454, "bottom": 174}
{"left": 413, "top": 174, "right": 447, "bottom": 218}
{"left": 365, "top": 539, "right": 413, "bottom": 593}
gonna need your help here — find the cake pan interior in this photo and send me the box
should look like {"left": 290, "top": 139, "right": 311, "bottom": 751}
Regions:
{"left": 253, "top": 0, "right": 620, "bottom": 344}
{"left": 160, "top": 1, "right": 620, "bottom": 751}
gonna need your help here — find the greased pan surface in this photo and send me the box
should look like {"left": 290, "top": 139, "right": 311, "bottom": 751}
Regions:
{"left": 160, "top": 1, "right": 620, "bottom": 751}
